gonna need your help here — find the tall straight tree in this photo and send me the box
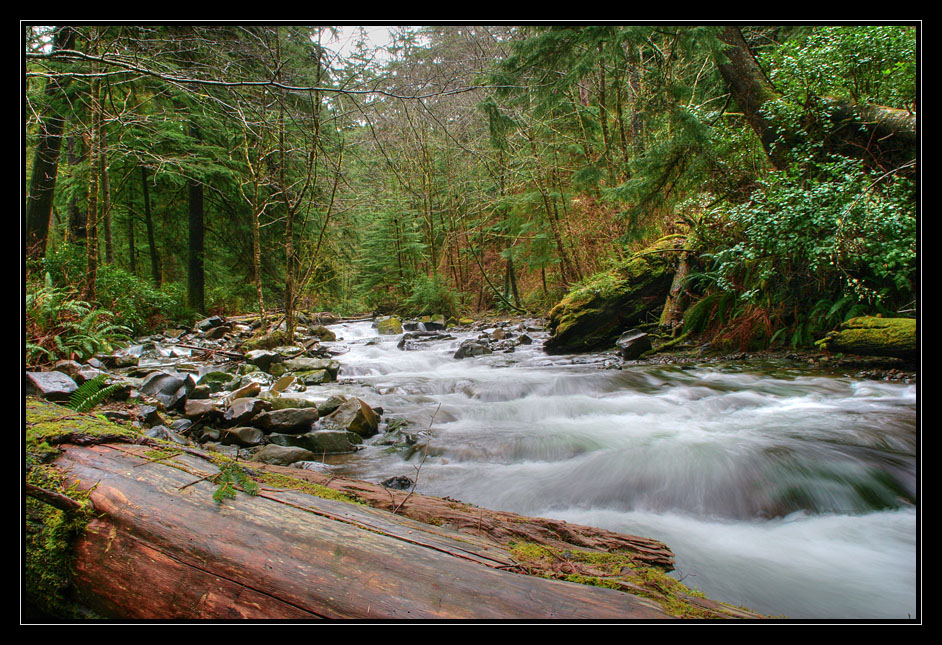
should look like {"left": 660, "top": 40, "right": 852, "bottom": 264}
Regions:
{"left": 25, "top": 26, "right": 76, "bottom": 260}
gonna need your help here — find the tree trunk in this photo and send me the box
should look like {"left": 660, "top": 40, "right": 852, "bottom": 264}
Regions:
{"left": 140, "top": 165, "right": 161, "bottom": 287}
{"left": 83, "top": 52, "right": 101, "bottom": 301}
{"left": 187, "top": 123, "right": 205, "bottom": 313}
{"left": 25, "top": 26, "right": 76, "bottom": 261}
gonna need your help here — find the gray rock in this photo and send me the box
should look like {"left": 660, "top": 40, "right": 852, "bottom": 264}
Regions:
{"left": 195, "top": 315, "right": 225, "bottom": 331}
{"left": 381, "top": 475, "right": 414, "bottom": 490}
{"left": 221, "top": 426, "right": 266, "bottom": 447}
{"left": 140, "top": 371, "right": 194, "bottom": 410}
{"left": 144, "top": 425, "right": 188, "bottom": 444}
{"left": 453, "top": 339, "right": 492, "bottom": 359}
{"left": 268, "top": 430, "right": 362, "bottom": 455}
{"left": 251, "top": 408, "right": 319, "bottom": 434}
{"left": 615, "top": 329, "right": 652, "bottom": 360}
{"left": 224, "top": 397, "right": 272, "bottom": 425}
{"left": 252, "top": 444, "right": 316, "bottom": 466}
{"left": 316, "top": 395, "right": 348, "bottom": 417}
{"left": 244, "top": 349, "right": 282, "bottom": 372}
{"left": 26, "top": 371, "right": 78, "bottom": 402}
{"left": 321, "top": 398, "right": 379, "bottom": 437}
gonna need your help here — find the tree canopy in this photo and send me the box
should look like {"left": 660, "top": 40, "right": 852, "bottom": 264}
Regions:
{"left": 24, "top": 23, "right": 918, "bottom": 359}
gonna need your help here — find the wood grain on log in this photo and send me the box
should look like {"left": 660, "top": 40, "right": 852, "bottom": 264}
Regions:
{"left": 56, "top": 443, "right": 674, "bottom": 620}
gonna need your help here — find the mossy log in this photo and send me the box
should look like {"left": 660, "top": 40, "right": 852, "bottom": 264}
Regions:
{"left": 544, "top": 236, "right": 685, "bottom": 354}
{"left": 25, "top": 399, "right": 763, "bottom": 620}
{"left": 817, "top": 316, "right": 917, "bottom": 361}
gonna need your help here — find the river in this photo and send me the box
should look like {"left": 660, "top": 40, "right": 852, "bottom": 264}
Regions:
{"left": 307, "top": 319, "right": 918, "bottom": 620}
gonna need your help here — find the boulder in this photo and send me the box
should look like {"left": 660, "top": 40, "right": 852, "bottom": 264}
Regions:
{"left": 375, "top": 316, "right": 403, "bottom": 335}
{"left": 543, "top": 235, "right": 684, "bottom": 354}
{"left": 244, "top": 349, "right": 282, "bottom": 372}
{"left": 140, "top": 371, "right": 195, "bottom": 411}
{"left": 268, "top": 430, "right": 362, "bottom": 455}
{"left": 26, "top": 371, "right": 78, "bottom": 402}
{"left": 197, "top": 370, "right": 240, "bottom": 393}
{"left": 454, "top": 339, "right": 492, "bottom": 359}
{"left": 252, "top": 444, "right": 316, "bottom": 466}
{"left": 220, "top": 426, "right": 266, "bottom": 447}
{"left": 223, "top": 397, "right": 272, "bottom": 426}
{"left": 316, "top": 395, "right": 348, "bottom": 417}
{"left": 308, "top": 325, "right": 337, "bottom": 341}
{"left": 321, "top": 398, "right": 380, "bottom": 437}
{"left": 615, "top": 329, "right": 652, "bottom": 360}
{"left": 251, "top": 408, "right": 319, "bottom": 434}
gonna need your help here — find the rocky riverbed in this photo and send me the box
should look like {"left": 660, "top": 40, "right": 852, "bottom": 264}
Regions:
{"left": 24, "top": 311, "right": 916, "bottom": 476}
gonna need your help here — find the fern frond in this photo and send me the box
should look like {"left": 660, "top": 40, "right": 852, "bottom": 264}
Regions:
{"left": 68, "top": 374, "right": 122, "bottom": 412}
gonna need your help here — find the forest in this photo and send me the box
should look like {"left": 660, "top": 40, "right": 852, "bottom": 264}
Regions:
{"left": 24, "top": 24, "right": 918, "bottom": 362}
{"left": 23, "top": 24, "right": 920, "bottom": 622}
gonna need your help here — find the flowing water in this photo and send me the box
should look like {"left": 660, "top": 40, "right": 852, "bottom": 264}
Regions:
{"left": 304, "top": 320, "right": 918, "bottom": 620}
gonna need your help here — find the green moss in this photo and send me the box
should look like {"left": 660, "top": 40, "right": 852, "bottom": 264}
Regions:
{"left": 508, "top": 541, "right": 729, "bottom": 619}
{"left": 816, "top": 316, "right": 916, "bottom": 359}
{"left": 258, "top": 472, "right": 365, "bottom": 506}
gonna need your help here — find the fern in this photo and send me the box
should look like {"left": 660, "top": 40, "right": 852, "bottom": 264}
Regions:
{"left": 212, "top": 462, "right": 260, "bottom": 504}
{"left": 67, "top": 374, "right": 122, "bottom": 413}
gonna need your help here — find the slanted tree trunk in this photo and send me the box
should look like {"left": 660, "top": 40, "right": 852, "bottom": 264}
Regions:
{"left": 714, "top": 26, "right": 917, "bottom": 173}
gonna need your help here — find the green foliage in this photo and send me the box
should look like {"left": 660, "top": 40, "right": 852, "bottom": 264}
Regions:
{"left": 67, "top": 374, "right": 123, "bottom": 412}
{"left": 25, "top": 276, "right": 132, "bottom": 366}
{"left": 403, "top": 274, "right": 460, "bottom": 318}
{"left": 761, "top": 26, "right": 917, "bottom": 109}
{"left": 212, "top": 461, "right": 260, "bottom": 504}
{"left": 690, "top": 151, "right": 915, "bottom": 349}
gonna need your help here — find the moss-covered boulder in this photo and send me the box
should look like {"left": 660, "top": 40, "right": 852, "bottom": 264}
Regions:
{"left": 375, "top": 316, "right": 403, "bottom": 335}
{"left": 817, "top": 316, "right": 916, "bottom": 360}
{"left": 544, "top": 236, "right": 685, "bottom": 354}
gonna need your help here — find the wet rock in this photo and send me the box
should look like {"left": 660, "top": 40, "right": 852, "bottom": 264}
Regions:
{"left": 223, "top": 397, "right": 272, "bottom": 426}
{"left": 251, "top": 408, "right": 319, "bottom": 434}
{"left": 316, "top": 395, "right": 348, "bottom": 417}
{"left": 195, "top": 315, "right": 225, "bottom": 331}
{"left": 200, "top": 325, "right": 230, "bottom": 340}
{"left": 268, "top": 430, "right": 362, "bottom": 455}
{"left": 229, "top": 381, "right": 262, "bottom": 400}
{"left": 293, "top": 369, "right": 332, "bottom": 385}
{"left": 321, "top": 398, "right": 380, "bottom": 437}
{"left": 140, "top": 371, "right": 195, "bottom": 411}
{"left": 381, "top": 475, "right": 414, "bottom": 490}
{"left": 136, "top": 405, "right": 166, "bottom": 427}
{"left": 197, "top": 370, "right": 240, "bottom": 393}
{"left": 308, "top": 325, "right": 336, "bottom": 341}
{"left": 616, "top": 329, "right": 652, "bottom": 360}
{"left": 183, "top": 399, "right": 223, "bottom": 421}
{"left": 244, "top": 349, "right": 282, "bottom": 372}
{"left": 544, "top": 235, "right": 684, "bottom": 354}
{"left": 269, "top": 374, "right": 302, "bottom": 394}
{"left": 397, "top": 331, "right": 455, "bottom": 351}
{"left": 252, "top": 444, "right": 316, "bottom": 466}
{"left": 454, "top": 339, "right": 492, "bottom": 359}
{"left": 221, "top": 426, "right": 266, "bottom": 447}
{"left": 374, "top": 316, "right": 403, "bottom": 335}
{"left": 144, "top": 425, "right": 188, "bottom": 444}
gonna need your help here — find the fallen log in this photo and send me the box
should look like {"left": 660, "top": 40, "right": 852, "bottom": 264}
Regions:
{"left": 24, "top": 399, "right": 762, "bottom": 620}
{"left": 816, "top": 316, "right": 917, "bottom": 361}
